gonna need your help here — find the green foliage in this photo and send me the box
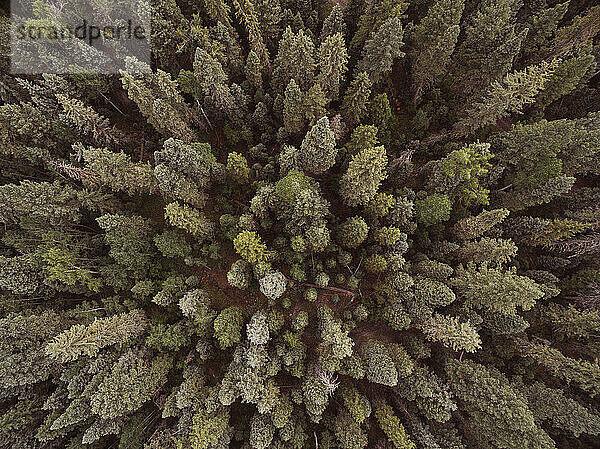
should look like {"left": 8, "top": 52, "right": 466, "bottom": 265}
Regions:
{"left": 298, "top": 116, "right": 337, "bottom": 175}
{"left": 445, "top": 359, "right": 556, "bottom": 449}
{"left": 233, "top": 231, "right": 268, "bottom": 264}
{"left": 440, "top": 143, "right": 493, "bottom": 205}
{"left": 421, "top": 314, "right": 482, "bottom": 353}
{"left": 165, "top": 201, "right": 216, "bottom": 241}
{"left": 91, "top": 350, "right": 172, "bottom": 419}
{"left": 455, "top": 59, "right": 559, "bottom": 136}
{"left": 361, "top": 341, "right": 398, "bottom": 387}
{"left": 340, "top": 145, "right": 387, "bottom": 207}
{"left": 82, "top": 147, "right": 156, "bottom": 195}
{"left": 356, "top": 16, "right": 405, "bottom": 84}
{"left": 341, "top": 72, "right": 373, "bottom": 125}
{"left": 414, "top": 194, "right": 451, "bottom": 226}
{"left": 452, "top": 263, "right": 544, "bottom": 316}
{"left": 410, "top": 0, "right": 464, "bottom": 101}
{"left": 259, "top": 271, "right": 287, "bottom": 300}
{"left": 213, "top": 307, "right": 243, "bottom": 349}
{"left": 46, "top": 310, "right": 148, "bottom": 362}
{"left": 2, "top": 3, "right": 600, "bottom": 448}
{"left": 226, "top": 152, "right": 251, "bottom": 183}
{"left": 373, "top": 397, "right": 415, "bottom": 449}
{"left": 338, "top": 216, "right": 369, "bottom": 249}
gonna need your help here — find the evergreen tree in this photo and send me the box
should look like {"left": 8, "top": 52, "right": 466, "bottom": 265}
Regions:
{"left": 82, "top": 147, "right": 156, "bottom": 196}
{"left": 2, "top": 3, "right": 600, "bottom": 448}
{"left": 46, "top": 310, "right": 148, "bottom": 362}
{"left": 356, "top": 16, "right": 405, "bottom": 84}
{"left": 409, "top": 0, "right": 464, "bottom": 102}
{"left": 272, "top": 27, "right": 316, "bottom": 93}
{"left": 451, "top": 0, "right": 527, "bottom": 101}
{"left": 283, "top": 79, "right": 306, "bottom": 134}
{"left": 340, "top": 145, "right": 387, "bottom": 206}
{"left": 298, "top": 116, "right": 337, "bottom": 174}
{"left": 121, "top": 58, "right": 196, "bottom": 142}
{"left": 445, "top": 359, "right": 556, "bottom": 449}
{"left": 454, "top": 59, "right": 558, "bottom": 137}
{"left": 452, "top": 263, "right": 544, "bottom": 316}
{"left": 316, "top": 33, "right": 348, "bottom": 101}
{"left": 341, "top": 72, "right": 373, "bottom": 125}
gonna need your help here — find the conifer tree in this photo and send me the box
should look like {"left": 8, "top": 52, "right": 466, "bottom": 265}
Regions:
{"left": 341, "top": 72, "right": 373, "bottom": 125}
{"left": 2, "top": 2, "right": 600, "bottom": 448}
{"left": 454, "top": 59, "right": 558, "bottom": 136}
{"left": 420, "top": 314, "right": 482, "bottom": 353}
{"left": 82, "top": 147, "right": 156, "bottom": 196}
{"left": 46, "top": 310, "right": 148, "bottom": 362}
{"left": 283, "top": 79, "right": 306, "bottom": 134}
{"left": 272, "top": 27, "right": 316, "bottom": 93}
{"left": 320, "top": 5, "right": 346, "bottom": 42}
{"left": 316, "top": 33, "right": 348, "bottom": 101}
{"left": 409, "top": 0, "right": 465, "bottom": 102}
{"left": 232, "top": 0, "right": 270, "bottom": 69}
{"left": 451, "top": 0, "right": 527, "bottom": 101}
{"left": 452, "top": 263, "right": 544, "bottom": 317}
{"left": 298, "top": 116, "right": 337, "bottom": 174}
{"left": 445, "top": 359, "right": 556, "bottom": 449}
{"left": 373, "top": 397, "right": 416, "bottom": 449}
{"left": 121, "top": 58, "right": 196, "bottom": 142}
{"left": 340, "top": 145, "right": 387, "bottom": 206}
{"left": 356, "top": 16, "right": 405, "bottom": 84}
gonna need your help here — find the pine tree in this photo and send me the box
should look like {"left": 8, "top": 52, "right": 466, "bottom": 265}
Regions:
{"left": 340, "top": 145, "right": 387, "bottom": 206}
{"left": 451, "top": 0, "right": 527, "bottom": 101}
{"left": 96, "top": 214, "right": 155, "bottom": 272}
{"left": 56, "top": 94, "right": 123, "bottom": 146}
{"left": 3, "top": 3, "right": 600, "bottom": 448}
{"left": 452, "top": 208, "right": 510, "bottom": 240}
{"left": 0, "top": 180, "right": 83, "bottom": 225}
{"left": 90, "top": 349, "right": 172, "bottom": 419}
{"left": 337, "top": 216, "right": 369, "bottom": 249}
{"left": 518, "top": 339, "right": 600, "bottom": 397}
{"left": 245, "top": 50, "right": 263, "bottom": 90}
{"left": 536, "top": 54, "right": 595, "bottom": 108}
{"left": 454, "top": 59, "right": 558, "bottom": 137}
{"left": 320, "top": 5, "right": 346, "bottom": 42}
{"left": 445, "top": 358, "right": 556, "bottom": 449}
{"left": 297, "top": 116, "right": 337, "bottom": 174}
{"left": 414, "top": 194, "right": 451, "bottom": 226}
{"left": 272, "top": 27, "right": 316, "bottom": 93}
{"left": 203, "top": 0, "right": 231, "bottom": 26}
{"left": 409, "top": 0, "right": 464, "bottom": 102}
{"left": 233, "top": 231, "right": 268, "bottom": 264}
{"left": 0, "top": 311, "right": 63, "bottom": 388}
{"left": 164, "top": 201, "right": 216, "bottom": 241}
{"left": 350, "top": 0, "right": 409, "bottom": 51}
{"left": 361, "top": 341, "right": 398, "bottom": 387}
{"left": 46, "top": 310, "right": 148, "bottom": 362}
{"left": 452, "top": 263, "right": 544, "bottom": 316}
{"left": 341, "top": 72, "right": 373, "bottom": 125}
{"left": 420, "top": 314, "right": 482, "bottom": 353}
{"left": 82, "top": 147, "right": 156, "bottom": 196}
{"left": 303, "top": 84, "right": 328, "bottom": 126}
{"left": 213, "top": 307, "right": 243, "bottom": 349}
{"left": 373, "top": 398, "right": 415, "bottom": 449}
{"left": 232, "top": 0, "right": 270, "bottom": 69}
{"left": 283, "top": 79, "right": 306, "bottom": 134}
{"left": 513, "top": 378, "right": 600, "bottom": 438}
{"left": 316, "top": 33, "right": 348, "bottom": 101}
{"left": 121, "top": 58, "right": 197, "bottom": 142}
{"left": 356, "top": 16, "right": 405, "bottom": 84}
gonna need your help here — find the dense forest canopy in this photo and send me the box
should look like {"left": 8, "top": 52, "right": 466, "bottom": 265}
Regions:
{"left": 1, "top": 0, "right": 600, "bottom": 448}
